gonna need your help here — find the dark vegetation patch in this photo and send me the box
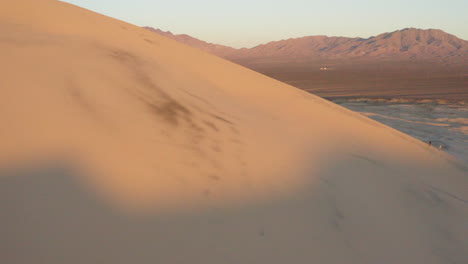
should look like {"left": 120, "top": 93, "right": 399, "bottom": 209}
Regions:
{"left": 382, "top": 33, "right": 393, "bottom": 39}
{"left": 448, "top": 41, "right": 462, "bottom": 49}
{"left": 400, "top": 45, "right": 410, "bottom": 52}
{"left": 427, "top": 37, "right": 436, "bottom": 45}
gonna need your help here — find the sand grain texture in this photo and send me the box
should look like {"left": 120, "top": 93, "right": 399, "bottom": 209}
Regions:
{"left": 0, "top": 1, "right": 467, "bottom": 263}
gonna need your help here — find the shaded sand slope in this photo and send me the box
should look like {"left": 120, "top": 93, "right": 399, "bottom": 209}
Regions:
{"left": 0, "top": 0, "right": 467, "bottom": 263}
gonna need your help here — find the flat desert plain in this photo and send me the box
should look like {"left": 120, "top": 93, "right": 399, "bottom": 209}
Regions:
{"left": 236, "top": 59, "right": 467, "bottom": 100}
{"left": 333, "top": 99, "right": 467, "bottom": 163}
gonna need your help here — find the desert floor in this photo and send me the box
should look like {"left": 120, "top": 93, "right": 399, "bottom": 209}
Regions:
{"left": 236, "top": 59, "right": 467, "bottom": 100}
{"left": 333, "top": 99, "right": 467, "bottom": 164}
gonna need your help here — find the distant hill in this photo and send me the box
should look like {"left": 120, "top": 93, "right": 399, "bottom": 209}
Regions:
{"left": 240, "top": 28, "right": 467, "bottom": 62}
{"left": 143, "top": 27, "right": 238, "bottom": 57}
{"left": 144, "top": 27, "right": 467, "bottom": 63}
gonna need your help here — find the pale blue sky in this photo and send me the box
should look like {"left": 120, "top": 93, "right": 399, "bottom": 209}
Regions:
{"left": 62, "top": 0, "right": 467, "bottom": 48}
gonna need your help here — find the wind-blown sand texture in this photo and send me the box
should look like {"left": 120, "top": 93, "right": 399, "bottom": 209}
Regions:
{"left": 1, "top": 1, "right": 467, "bottom": 263}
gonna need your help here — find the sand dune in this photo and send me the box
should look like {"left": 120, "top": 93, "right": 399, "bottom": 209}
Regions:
{"left": 1, "top": 0, "right": 467, "bottom": 263}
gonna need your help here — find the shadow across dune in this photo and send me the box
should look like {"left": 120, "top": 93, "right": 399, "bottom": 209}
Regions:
{"left": 0, "top": 157, "right": 467, "bottom": 264}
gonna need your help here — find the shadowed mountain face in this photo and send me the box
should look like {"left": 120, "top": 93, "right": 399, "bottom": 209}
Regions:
{"left": 236, "top": 28, "right": 467, "bottom": 62}
{"left": 144, "top": 27, "right": 467, "bottom": 62}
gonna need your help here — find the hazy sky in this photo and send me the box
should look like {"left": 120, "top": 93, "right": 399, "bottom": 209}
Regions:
{"left": 62, "top": 0, "right": 467, "bottom": 48}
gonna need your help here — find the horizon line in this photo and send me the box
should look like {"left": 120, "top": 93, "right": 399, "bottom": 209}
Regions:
{"left": 143, "top": 26, "right": 467, "bottom": 49}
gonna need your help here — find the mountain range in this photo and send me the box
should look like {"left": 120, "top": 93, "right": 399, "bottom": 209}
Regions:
{"left": 144, "top": 27, "right": 467, "bottom": 63}
{"left": 145, "top": 27, "right": 467, "bottom": 100}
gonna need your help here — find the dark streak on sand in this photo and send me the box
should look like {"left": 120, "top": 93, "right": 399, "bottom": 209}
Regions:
{"left": 428, "top": 185, "right": 468, "bottom": 204}
{"left": 110, "top": 49, "right": 195, "bottom": 126}
{"left": 108, "top": 48, "right": 246, "bottom": 180}
{"left": 69, "top": 86, "right": 95, "bottom": 113}
{"left": 350, "top": 154, "right": 385, "bottom": 168}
